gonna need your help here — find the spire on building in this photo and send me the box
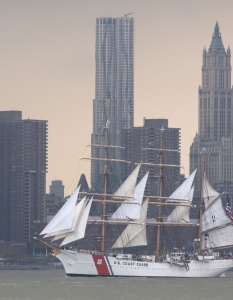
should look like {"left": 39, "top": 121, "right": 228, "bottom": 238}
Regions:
{"left": 209, "top": 22, "right": 225, "bottom": 53}
{"left": 203, "top": 47, "right": 207, "bottom": 55}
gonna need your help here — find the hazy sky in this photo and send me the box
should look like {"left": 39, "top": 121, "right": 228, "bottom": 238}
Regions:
{"left": 1, "top": 0, "right": 233, "bottom": 195}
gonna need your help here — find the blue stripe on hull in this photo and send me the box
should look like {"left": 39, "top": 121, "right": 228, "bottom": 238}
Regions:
{"left": 105, "top": 256, "right": 114, "bottom": 276}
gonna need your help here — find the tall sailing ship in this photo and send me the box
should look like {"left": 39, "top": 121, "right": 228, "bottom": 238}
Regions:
{"left": 35, "top": 124, "right": 233, "bottom": 277}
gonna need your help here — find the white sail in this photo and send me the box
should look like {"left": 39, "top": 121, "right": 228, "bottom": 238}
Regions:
{"left": 202, "top": 174, "right": 231, "bottom": 231}
{"left": 168, "top": 169, "right": 196, "bottom": 201}
{"left": 202, "top": 173, "right": 220, "bottom": 208}
{"left": 112, "top": 198, "right": 149, "bottom": 249}
{"left": 182, "top": 186, "right": 194, "bottom": 222}
{"left": 40, "top": 185, "right": 80, "bottom": 235}
{"left": 167, "top": 185, "right": 194, "bottom": 223}
{"left": 166, "top": 170, "right": 196, "bottom": 223}
{"left": 201, "top": 174, "right": 233, "bottom": 250}
{"left": 49, "top": 197, "right": 87, "bottom": 241}
{"left": 111, "top": 171, "right": 149, "bottom": 220}
{"left": 113, "top": 163, "right": 141, "bottom": 198}
{"left": 201, "top": 225, "right": 233, "bottom": 250}
{"left": 60, "top": 197, "right": 93, "bottom": 246}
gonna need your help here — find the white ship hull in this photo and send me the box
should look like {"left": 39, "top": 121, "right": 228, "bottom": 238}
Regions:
{"left": 55, "top": 250, "right": 233, "bottom": 278}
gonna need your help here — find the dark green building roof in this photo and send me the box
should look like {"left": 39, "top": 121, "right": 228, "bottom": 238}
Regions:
{"left": 208, "top": 22, "right": 225, "bottom": 54}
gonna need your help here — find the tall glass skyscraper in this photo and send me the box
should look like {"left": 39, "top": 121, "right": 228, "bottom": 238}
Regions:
{"left": 91, "top": 16, "right": 134, "bottom": 189}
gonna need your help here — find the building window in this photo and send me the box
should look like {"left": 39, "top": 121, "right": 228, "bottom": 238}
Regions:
{"left": 227, "top": 111, "right": 231, "bottom": 136}
{"left": 219, "top": 70, "right": 224, "bottom": 89}
{"left": 214, "top": 111, "right": 218, "bottom": 140}
{"left": 215, "top": 71, "right": 218, "bottom": 88}
{"left": 220, "top": 98, "right": 225, "bottom": 109}
{"left": 220, "top": 111, "right": 225, "bottom": 137}
{"left": 204, "top": 98, "right": 207, "bottom": 108}
{"left": 206, "top": 72, "right": 209, "bottom": 88}
{"left": 218, "top": 56, "right": 224, "bottom": 68}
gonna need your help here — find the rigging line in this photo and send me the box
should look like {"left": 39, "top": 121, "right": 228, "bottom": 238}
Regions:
{"left": 106, "top": 157, "right": 122, "bottom": 205}
{"left": 204, "top": 197, "right": 227, "bottom": 217}
{"left": 86, "top": 220, "right": 98, "bottom": 231}
{"left": 65, "top": 146, "right": 89, "bottom": 194}
{"left": 203, "top": 202, "right": 227, "bottom": 218}
{"left": 202, "top": 212, "right": 231, "bottom": 231}
{"left": 163, "top": 167, "right": 185, "bottom": 248}
{"left": 121, "top": 200, "right": 147, "bottom": 248}
{"left": 208, "top": 205, "right": 225, "bottom": 220}
{"left": 210, "top": 233, "right": 233, "bottom": 243}
{"left": 202, "top": 178, "right": 213, "bottom": 228}
{"left": 106, "top": 145, "right": 117, "bottom": 191}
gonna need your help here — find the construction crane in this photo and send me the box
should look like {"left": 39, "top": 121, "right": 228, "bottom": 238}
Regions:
{"left": 124, "top": 12, "right": 133, "bottom": 17}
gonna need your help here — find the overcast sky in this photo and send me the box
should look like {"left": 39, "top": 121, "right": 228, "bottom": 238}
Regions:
{"left": 1, "top": 0, "right": 233, "bottom": 195}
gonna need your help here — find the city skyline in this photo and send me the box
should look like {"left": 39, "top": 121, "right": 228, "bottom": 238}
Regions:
{"left": 1, "top": 1, "right": 233, "bottom": 195}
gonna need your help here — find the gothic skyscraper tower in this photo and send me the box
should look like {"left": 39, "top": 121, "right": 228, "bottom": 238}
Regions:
{"left": 190, "top": 23, "right": 233, "bottom": 190}
{"left": 198, "top": 22, "right": 232, "bottom": 140}
{"left": 91, "top": 16, "right": 134, "bottom": 189}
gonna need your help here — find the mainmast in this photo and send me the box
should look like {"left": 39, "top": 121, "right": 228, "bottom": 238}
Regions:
{"left": 143, "top": 127, "right": 180, "bottom": 262}
{"left": 156, "top": 127, "right": 164, "bottom": 262}
{"left": 198, "top": 149, "right": 208, "bottom": 254}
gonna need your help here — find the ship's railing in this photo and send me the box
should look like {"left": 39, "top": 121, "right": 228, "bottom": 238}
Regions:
{"left": 66, "top": 248, "right": 155, "bottom": 261}
{"left": 64, "top": 248, "right": 233, "bottom": 262}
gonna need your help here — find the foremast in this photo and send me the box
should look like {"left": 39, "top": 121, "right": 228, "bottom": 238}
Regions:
{"left": 82, "top": 121, "right": 128, "bottom": 252}
{"left": 101, "top": 125, "right": 108, "bottom": 252}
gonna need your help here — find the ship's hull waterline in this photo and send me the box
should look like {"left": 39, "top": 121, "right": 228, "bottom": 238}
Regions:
{"left": 56, "top": 250, "right": 233, "bottom": 278}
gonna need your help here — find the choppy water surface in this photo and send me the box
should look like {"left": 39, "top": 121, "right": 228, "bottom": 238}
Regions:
{"left": 0, "top": 269, "right": 232, "bottom": 300}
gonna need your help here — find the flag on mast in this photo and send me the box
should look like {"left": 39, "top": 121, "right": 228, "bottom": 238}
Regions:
{"left": 106, "top": 120, "right": 110, "bottom": 128}
{"left": 226, "top": 202, "right": 233, "bottom": 222}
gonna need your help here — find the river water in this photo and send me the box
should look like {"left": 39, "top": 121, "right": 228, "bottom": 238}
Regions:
{"left": 0, "top": 269, "right": 232, "bottom": 300}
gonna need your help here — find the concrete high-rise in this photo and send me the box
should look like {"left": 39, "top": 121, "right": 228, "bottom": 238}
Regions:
{"left": 50, "top": 180, "right": 64, "bottom": 201}
{"left": 0, "top": 111, "right": 48, "bottom": 243}
{"left": 190, "top": 23, "right": 233, "bottom": 193}
{"left": 91, "top": 16, "right": 134, "bottom": 189}
{"left": 121, "top": 118, "right": 181, "bottom": 218}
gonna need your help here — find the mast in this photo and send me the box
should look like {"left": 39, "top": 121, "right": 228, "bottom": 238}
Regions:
{"left": 155, "top": 127, "right": 164, "bottom": 262}
{"left": 142, "top": 128, "right": 181, "bottom": 261}
{"left": 198, "top": 149, "right": 208, "bottom": 254}
{"left": 81, "top": 128, "right": 128, "bottom": 252}
{"left": 101, "top": 123, "right": 109, "bottom": 252}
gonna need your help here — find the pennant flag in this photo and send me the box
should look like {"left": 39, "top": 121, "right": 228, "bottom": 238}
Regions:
{"left": 106, "top": 120, "right": 111, "bottom": 128}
